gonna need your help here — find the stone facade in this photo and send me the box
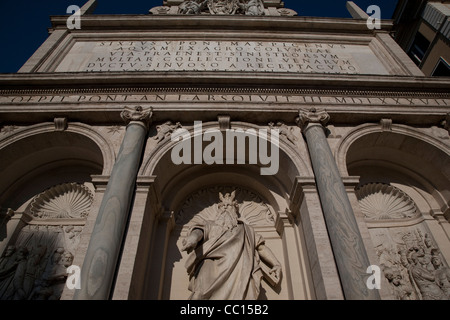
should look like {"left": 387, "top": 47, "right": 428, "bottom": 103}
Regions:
{"left": 0, "top": 0, "right": 449, "bottom": 300}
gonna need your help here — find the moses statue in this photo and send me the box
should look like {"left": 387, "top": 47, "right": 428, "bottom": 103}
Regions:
{"left": 181, "top": 191, "right": 282, "bottom": 300}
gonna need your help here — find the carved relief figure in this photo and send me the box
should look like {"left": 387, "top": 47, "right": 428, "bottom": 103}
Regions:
{"left": 0, "top": 182, "right": 88, "bottom": 300}
{"left": 371, "top": 227, "right": 450, "bottom": 300}
{"left": 207, "top": 0, "right": 240, "bottom": 14}
{"left": 19, "top": 245, "right": 47, "bottom": 299}
{"left": 269, "top": 122, "right": 298, "bottom": 145}
{"left": 238, "top": 0, "right": 265, "bottom": 15}
{"left": 178, "top": 0, "right": 208, "bottom": 14}
{"left": 181, "top": 191, "right": 282, "bottom": 300}
{"left": 409, "top": 252, "right": 447, "bottom": 300}
{"left": 154, "top": 121, "right": 182, "bottom": 144}
{"left": 383, "top": 266, "right": 414, "bottom": 300}
{"left": 0, "top": 246, "right": 17, "bottom": 298}
{"left": 9, "top": 247, "right": 29, "bottom": 300}
{"left": 432, "top": 256, "right": 450, "bottom": 298}
{"left": 0, "top": 243, "right": 75, "bottom": 300}
{"left": 28, "top": 248, "right": 74, "bottom": 300}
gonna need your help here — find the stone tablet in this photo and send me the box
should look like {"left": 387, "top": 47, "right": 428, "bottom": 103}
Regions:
{"left": 55, "top": 40, "right": 390, "bottom": 75}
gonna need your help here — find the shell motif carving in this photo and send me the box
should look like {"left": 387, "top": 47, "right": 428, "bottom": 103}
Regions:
{"left": 356, "top": 183, "right": 419, "bottom": 220}
{"left": 176, "top": 186, "right": 276, "bottom": 227}
{"left": 29, "top": 183, "right": 94, "bottom": 219}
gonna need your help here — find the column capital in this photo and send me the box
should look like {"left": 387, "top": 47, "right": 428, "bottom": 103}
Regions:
{"left": 120, "top": 106, "right": 153, "bottom": 129}
{"left": 296, "top": 108, "right": 330, "bottom": 132}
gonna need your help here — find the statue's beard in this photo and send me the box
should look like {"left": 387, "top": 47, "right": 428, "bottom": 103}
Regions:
{"left": 217, "top": 209, "right": 238, "bottom": 230}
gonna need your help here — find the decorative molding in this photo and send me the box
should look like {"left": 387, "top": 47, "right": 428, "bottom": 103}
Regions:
{"left": 238, "top": 0, "right": 265, "bottom": 16}
{"left": 178, "top": 0, "right": 208, "bottom": 14}
{"left": 1, "top": 125, "right": 18, "bottom": 135}
{"left": 356, "top": 183, "right": 420, "bottom": 221}
{"left": 1, "top": 87, "right": 449, "bottom": 98}
{"left": 380, "top": 118, "right": 393, "bottom": 132}
{"left": 107, "top": 125, "right": 123, "bottom": 135}
{"left": 28, "top": 183, "right": 94, "bottom": 220}
{"left": 218, "top": 115, "right": 231, "bottom": 131}
{"left": 149, "top": 6, "right": 172, "bottom": 14}
{"left": 431, "top": 126, "right": 449, "bottom": 140}
{"left": 277, "top": 8, "right": 297, "bottom": 16}
{"left": 176, "top": 0, "right": 266, "bottom": 15}
{"left": 54, "top": 117, "right": 68, "bottom": 131}
{"left": 207, "top": 0, "right": 240, "bottom": 15}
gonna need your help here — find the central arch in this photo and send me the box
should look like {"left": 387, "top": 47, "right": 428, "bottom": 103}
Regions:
{"left": 130, "top": 121, "right": 316, "bottom": 300}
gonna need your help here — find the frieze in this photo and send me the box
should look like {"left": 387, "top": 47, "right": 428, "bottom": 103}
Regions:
{"left": 0, "top": 93, "right": 448, "bottom": 107}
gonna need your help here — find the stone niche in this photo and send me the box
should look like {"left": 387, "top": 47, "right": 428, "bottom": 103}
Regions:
{"left": 144, "top": 185, "right": 313, "bottom": 300}
{"left": 0, "top": 183, "right": 93, "bottom": 300}
{"left": 356, "top": 183, "right": 450, "bottom": 300}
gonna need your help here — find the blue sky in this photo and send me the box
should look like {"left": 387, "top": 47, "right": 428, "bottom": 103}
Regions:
{"left": 0, "top": 0, "right": 398, "bottom": 73}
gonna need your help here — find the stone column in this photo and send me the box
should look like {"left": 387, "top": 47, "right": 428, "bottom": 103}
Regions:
{"left": 74, "top": 106, "right": 152, "bottom": 300}
{"left": 296, "top": 108, "right": 380, "bottom": 300}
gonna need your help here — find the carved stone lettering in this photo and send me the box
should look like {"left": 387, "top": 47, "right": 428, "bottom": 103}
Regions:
{"left": 55, "top": 40, "right": 382, "bottom": 74}
{"left": 1, "top": 93, "right": 449, "bottom": 107}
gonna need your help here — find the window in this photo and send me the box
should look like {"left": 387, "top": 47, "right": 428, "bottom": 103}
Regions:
{"left": 432, "top": 58, "right": 450, "bottom": 77}
{"left": 408, "top": 32, "right": 431, "bottom": 66}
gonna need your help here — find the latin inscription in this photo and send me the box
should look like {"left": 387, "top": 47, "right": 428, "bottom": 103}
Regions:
{"left": 1, "top": 93, "right": 448, "bottom": 107}
{"left": 57, "top": 41, "right": 368, "bottom": 74}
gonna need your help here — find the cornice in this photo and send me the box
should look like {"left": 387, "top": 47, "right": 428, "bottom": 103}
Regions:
{"left": 0, "top": 86, "right": 449, "bottom": 99}
{"left": 48, "top": 14, "right": 394, "bottom": 34}
{"left": 0, "top": 72, "right": 449, "bottom": 95}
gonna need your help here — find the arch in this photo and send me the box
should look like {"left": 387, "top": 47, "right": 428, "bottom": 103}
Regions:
{"left": 335, "top": 123, "right": 450, "bottom": 211}
{"left": 132, "top": 121, "right": 315, "bottom": 300}
{"left": 0, "top": 122, "right": 115, "bottom": 210}
{"left": 336, "top": 123, "right": 450, "bottom": 290}
{"left": 140, "top": 120, "right": 312, "bottom": 207}
{"left": 335, "top": 123, "right": 450, "bottom": 178}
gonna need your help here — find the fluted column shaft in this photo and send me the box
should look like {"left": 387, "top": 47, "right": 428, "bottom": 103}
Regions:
{"left": 74, "top": 106, "right": 152, "bottom": 300}
{"left": 297, "top": 108, "right": 380, "bottom": 300}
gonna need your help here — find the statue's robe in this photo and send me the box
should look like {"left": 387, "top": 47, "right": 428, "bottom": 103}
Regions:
{"left": 185, "top": 218, "right": 264, "bottom": 300}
